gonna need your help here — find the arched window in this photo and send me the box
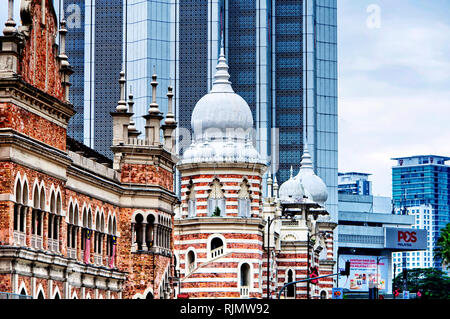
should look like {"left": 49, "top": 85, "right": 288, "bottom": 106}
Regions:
{"left": 47, "top": 190, "right": 60, "bottom": 252}
{"left": 146, "top": 214, "right": 155, "bottom": 248}
{"left": 207, "top": 179, "right": 225, "bottom": 217}
{"left": 187, "top": 180, "right": 196, "bottom": 217}
{"left": 286, "top": 269, "right": 295, "bottom": 298}
{"left": 31, "top": 184, "right": 43, "bottom": 249}
{"left": 238, "top": 179, "right": 251, "bottom": 217}
{"left": 81, "top": 207, "right": 93, "bottom": 264}
{"left": 67, "top": 202, "right": 78, "bottom": 259}
{"left": 210, "top": 237, "right": 224, "bottom": 258}
{"left": 107, "top": 214, "right": 118, "bottom": 268}
{"left": 134, "top": 213, "right": 144, "bottom": 251}
{"left": 94, "top": 210, "right": 105, "bottom": 265}
{"left": 13, "top": 178, "right": 26, "bottom": 245}
{"left": 239, "top": 263, "right": 250, "bottom": 297}
{"left": 187, "top": 250, "right": 196, "bottom": 273}
{"left": 320, "top": 290, "right": 327, "bottom": 299}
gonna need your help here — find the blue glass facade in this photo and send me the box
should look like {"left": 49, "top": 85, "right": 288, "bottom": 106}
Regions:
{"left": 392, "top": 155, "right": 450, "bottom": 270}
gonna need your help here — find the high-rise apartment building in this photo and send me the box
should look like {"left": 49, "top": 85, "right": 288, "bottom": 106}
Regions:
{"left": 392, "top": 155, "right": 450, "bottom": 270}
{"left": 338, "top": 172, "right": 372, "bottom": 196}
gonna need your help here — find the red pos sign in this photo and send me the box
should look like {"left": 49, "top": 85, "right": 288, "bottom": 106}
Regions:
{"left": 384, "top": 228, "right": 427, "bottom": 250}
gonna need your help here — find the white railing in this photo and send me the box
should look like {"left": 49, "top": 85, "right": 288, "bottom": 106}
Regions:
{"left": 48, "top": 238, "right": 59, "bottom": 252}
{"left": 240, "top": 287, "right": 249, "bottom": 297}
{"left": 211, "top": 247, "right": 224, "bottom": 259}
{"left": 31, "top": 235, "right": 42, "bottom": 249}
{"left": 13, "top": 231, "right": 26, "bottom": 246}
{"left": 282, "top": 220, "right": 299, "bottom": 227}
{"left": 94, "top": 253, "right": 103, "bottom": 266}
{"left": 68, "top": 247, "right": 77, "bottom": 259}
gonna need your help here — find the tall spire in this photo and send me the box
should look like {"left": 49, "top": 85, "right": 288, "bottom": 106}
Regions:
{"left": 210, "top": 42, "right": 233, "bottom": 93}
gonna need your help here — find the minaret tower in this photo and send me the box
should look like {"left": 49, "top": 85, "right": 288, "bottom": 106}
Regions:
{"left": 174, "top": 47, "right": 267, "bottom": 298}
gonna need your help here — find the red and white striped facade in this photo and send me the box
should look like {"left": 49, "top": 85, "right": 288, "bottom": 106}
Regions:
{"left": 174, "top": 166, "right": 266, "bottom": 298}
{"left": 173, "top": 46, "right": 336, "bottom": 299}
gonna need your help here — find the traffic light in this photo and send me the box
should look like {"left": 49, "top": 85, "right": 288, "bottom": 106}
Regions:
{"left": 340, "top": 261, "right": 351, "bottom": 276}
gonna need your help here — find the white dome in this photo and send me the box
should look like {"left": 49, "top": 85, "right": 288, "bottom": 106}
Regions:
{"left": 191, "top": 48, "right": 253, "bottom": 142}
{"left": 279, "top": 167, "right": 305, "bottom": 200}
{"left": 179, "top": 47, "right": 265, "bottom": 166}
{"left": 296, "top": 144, "right": 328, "bottom": 206}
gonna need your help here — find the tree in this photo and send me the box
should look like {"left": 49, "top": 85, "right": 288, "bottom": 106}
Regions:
{"left": 394, "top": 268, "right": 450, "bottom": 299}
{"left": 434, "top": 223, "right": 450, "bottom": 269}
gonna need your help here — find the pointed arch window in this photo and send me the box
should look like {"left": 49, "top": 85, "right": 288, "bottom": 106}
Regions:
{"left": 107, "top": 214, "right": 118, "bottom": 268}
{"left": 238, "top": 179, "right": 251, "bottom": 217}
{"left": 187, "top": 180, "right": 196, "bottom": 218}
{"left": 239, "top": 263, "right": 251, "bottom": 297}
{"left": 207, "top": 179, "right": 225, "bottom": 217}
{"left": 67, "top": 202, "right": 79, "bottom": 259}
{"left": 47, "top": 191, "right": 61, "bottom": 252}
{"left": 286, "top": 269, "right": 296, "bottom": 298}
{"left": 31, "top": 184, "right": 43, "bottom": 249}
{"left": 13, "top": 178, "right": 27, "bottom": 246}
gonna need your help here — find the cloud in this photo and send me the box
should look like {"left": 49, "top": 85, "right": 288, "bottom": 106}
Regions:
{"left": 338, "top": 0, "right": 450, "bottom": 196}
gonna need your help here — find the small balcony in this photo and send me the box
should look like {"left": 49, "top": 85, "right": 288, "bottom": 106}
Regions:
{"left": 67, "top": 247, "right": 77, "bottom": 259}
{"left": 31, "top": 235, "right": 42, "bottom": 250}
{"left": 47, "top": 238, "right": 59, "bottom": 252}
{"left": 210, "top": 246, "right": 224, "bottom": 259}
{"left": 13, "top": 231, "right": 26, "bottom": 246}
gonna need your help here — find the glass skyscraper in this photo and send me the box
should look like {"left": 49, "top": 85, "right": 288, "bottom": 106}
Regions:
{"left": 392, "top": 155, "right": 450, "bottom": 270}
{"left": 57, "top": 0, "right": 338, "bottom": 219}
{"left": 55, "top": 0, "right": 124, "bottom": 158}
{"left": 176, "top": 0, "right": 338, "bottom": 219}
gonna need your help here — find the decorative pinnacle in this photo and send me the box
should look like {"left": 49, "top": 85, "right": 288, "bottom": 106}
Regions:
{"left": 148, "top": 71, "right": 160, "bottom": 114}
{"left": 210, "top": 44, "right": 233, "bottom": 93}
{"left": 128, "top": 93, "right": 137, "bottom": 129}
{"left": 298, "top": 143, "right": 314, "bottom": 175}
{"left": 116, "top": 71, "right": 128, "bottom": 112}
{"left": 3, "top": 0, "right": 17, "bottom": 36}
{"left": 59, "top": 20, "right": 70, "bottom": 67}
{"left": 164, "top": 85, "right": 176, "bottom": 125}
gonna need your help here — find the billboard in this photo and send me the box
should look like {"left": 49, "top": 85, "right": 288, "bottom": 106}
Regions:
{"left": 384, "top": 228, "right": 427, "bottom": 250}
{"left": 338, "top": 255, "right": 389, "bottom": 292}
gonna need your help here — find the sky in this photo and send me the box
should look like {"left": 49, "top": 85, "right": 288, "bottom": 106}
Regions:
{"left": 337, "top": 0, "right": 450, "bottom": 197}
{"left": 1, "top": 1, "right": 449, "bottom": 197}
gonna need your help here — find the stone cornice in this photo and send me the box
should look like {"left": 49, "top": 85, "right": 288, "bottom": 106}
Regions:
{"left": 0, "top": 76, "right": 75, "bottom": 127}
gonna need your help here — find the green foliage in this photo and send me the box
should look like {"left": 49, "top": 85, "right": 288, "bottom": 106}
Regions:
{"left": 394, "top": 268, "right": 450, "bottom": 299}
{"left": 434, "top": 223, "right": 450, "bottom": 267}
{"left": 212, "top": 206, "right": 221, "bottom": 217}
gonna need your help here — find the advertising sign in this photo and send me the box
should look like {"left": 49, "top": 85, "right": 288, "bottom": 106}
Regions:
{"left": 332, "top": 288, "right": 344, "bottom": 299}
{"left": 384, "top": 228, "right": 427, "bottom": 250}
{"left": 339, "top": 255, "right": 388, "bottom": 292}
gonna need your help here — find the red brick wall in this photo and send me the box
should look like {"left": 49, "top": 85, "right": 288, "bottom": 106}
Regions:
{"left": 18, "top": 0, "right": 64, "bottom": 101}
{"left": 120, "top": 164, "right": 173, "bottom": 191}
{"left": 0, "top": 102, "right": 67, "bottom": 151}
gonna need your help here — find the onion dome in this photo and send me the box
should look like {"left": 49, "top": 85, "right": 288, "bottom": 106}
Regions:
{"left": 279, "top": 167, "right": 304, "bottom": 201}
{"left": 180, "top": 45, "right": 265, "bottom": 165}
{"left": 191, "top": 47, "right": 253, "bottom": 143}
{"left": 296, "top": 144, "right": 328, "bottom": 206}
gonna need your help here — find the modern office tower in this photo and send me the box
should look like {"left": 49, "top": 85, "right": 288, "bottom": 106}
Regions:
{"left": 54, "top": 0, "right": 124, "bottom": 158}
{"left": 338, "top": 172, "right": 372, "bottom": 195}
{"left": 176, "top": 0, "right": 338, "bottom": 219}
{"left": 392, "top": 205, "right": 435, "bottom": 274}
{"left": 392, "top": 155, "right": 450, "bottom": 270}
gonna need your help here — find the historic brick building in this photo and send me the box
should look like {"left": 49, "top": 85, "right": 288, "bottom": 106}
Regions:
{"left": 173, "top": 48, "right": 337, "bottom": 299}
{"left": 0, "top": 0, "right": 177, "bottom": 299}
